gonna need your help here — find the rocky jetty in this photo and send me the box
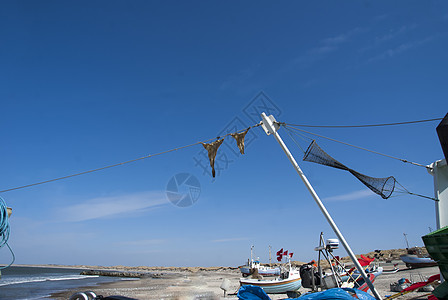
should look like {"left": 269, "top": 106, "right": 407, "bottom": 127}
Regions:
{"left": 80, "top": 270, "right": 162, "bottom": 278}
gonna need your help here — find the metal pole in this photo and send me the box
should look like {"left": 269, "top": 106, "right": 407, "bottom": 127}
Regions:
{"left": 261, "top": 113, "right": 382, "bottom": 300}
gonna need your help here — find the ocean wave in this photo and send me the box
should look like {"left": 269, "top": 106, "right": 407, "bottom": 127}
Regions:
{"left": 0, "top": 274, "right": 99, "bottom": 287}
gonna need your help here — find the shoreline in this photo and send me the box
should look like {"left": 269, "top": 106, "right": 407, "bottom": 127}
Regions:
{"left": 45, "top": 262, "right": 441, "bottom": 300}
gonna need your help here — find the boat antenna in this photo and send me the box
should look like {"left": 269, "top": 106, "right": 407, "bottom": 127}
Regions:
{"left": 403, "top": 233, "right": 410, "bottom": 249}
{"left": 260, "top": 113, "right": 382, "bottom": 300}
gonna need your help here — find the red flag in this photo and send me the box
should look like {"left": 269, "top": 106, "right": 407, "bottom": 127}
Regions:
{"left": 333, "top": 256, "right": 340, "bottom": 265}
{"left": 283, "top": 250, "right": 288, "bottom": 256}
{"left": 276, "top": 248, "right": 283, "bottom": 256}
{"left": 358, "top": 255, "right": 374, "bottom": 267}
{"left": 289, "top": 252, "right": 293, "bottom": 258}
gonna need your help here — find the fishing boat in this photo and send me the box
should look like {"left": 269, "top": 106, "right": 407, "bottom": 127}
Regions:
{"left": 239, "top": 260, "right": 281, "bottom": 277}
{"left": 352, "top": 270, "right": 382, "bottom": 293}
{"left": 400, "top": 254, "right": 437, "bottom": 268}
{"left": 239, "top": 258, "right": 301, "bottom": 294}
{"left": 400, "top": 247, "right": 437, "bottom": 268}
{"left": 239, "top": 269, "right": 301, "bottom": 294}
{"left": 239, "top": 246, "right": 281, "bottom": 277}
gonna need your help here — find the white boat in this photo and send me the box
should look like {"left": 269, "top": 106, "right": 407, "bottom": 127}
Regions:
{"left": 239, "top": 246, "right": 280, "bottom": 277}
{"left": 239, "top": 260, "right": 281, "bottom": 277}
{"left": 239, "top": 258, "right": 301, "bottom": 294}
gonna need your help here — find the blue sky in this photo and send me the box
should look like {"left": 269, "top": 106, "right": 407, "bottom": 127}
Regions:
{"left": 0, "top": 1, "right": 447, "bottom": 267}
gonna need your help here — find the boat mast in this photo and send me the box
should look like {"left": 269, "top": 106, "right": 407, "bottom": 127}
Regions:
{"left": 269, "top": 245, "right": 272, "bottom": 266}
{"left": 403, "top": 233, "right": 410, "bottom": 249}
{"left": 260, "top": 113, "right": 382, "bottom": 300}
{"left": 251, "top": 245, "right": 254, "bottom": 264}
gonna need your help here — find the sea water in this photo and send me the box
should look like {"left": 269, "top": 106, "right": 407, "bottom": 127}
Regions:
{"left": 0, "top": 266, "right": 123, "bottom": 299}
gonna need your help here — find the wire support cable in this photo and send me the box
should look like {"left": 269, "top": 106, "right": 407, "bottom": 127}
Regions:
{"left": 394, "top": 181, "right": 438, "bottom": 202}
{"left": 0, "top": 124, "right": 260, "bottom": 194}
{"left": 283, "top": 126, "right": 310, "bottom": 154}
{"left": 282, "top": 125, "right": 429, "bottom": 169}
{"left": 284, "top": 117, "right": 443, "bottom": 128}
{"left": 0, "top": 196, "right": 15, "bottom": 269}
{"left": 283, "top": 126, "right": 437, "bottom": 202}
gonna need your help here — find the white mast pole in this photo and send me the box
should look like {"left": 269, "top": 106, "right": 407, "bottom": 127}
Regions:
{"left": 260, "top": 113, "right": 382, "bottom": 300}
{"left": 269, "top": 245, "right": 272, "bottom": 266}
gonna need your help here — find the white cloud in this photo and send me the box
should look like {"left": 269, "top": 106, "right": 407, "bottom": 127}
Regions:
{"left": 367, "top": 35, "right": 437, "bottom": 63}
{"left": 294, "top": 27, "right": 367, "bottom": 66}
{"left": 374, "top": 24, "right": 417, "bottom": 45}
{"left": 58, "top": 191, "right": 168, "bottom": 222}
{"left": 323, "top": 189, "right": 375, "bottom": 202}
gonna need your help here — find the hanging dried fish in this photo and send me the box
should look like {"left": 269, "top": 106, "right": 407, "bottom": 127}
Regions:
{"left": 201, "top": 138, "right": 224, "bottom": 177}
{"left": 231, "top": 128, "right": 250, "bottom": 155}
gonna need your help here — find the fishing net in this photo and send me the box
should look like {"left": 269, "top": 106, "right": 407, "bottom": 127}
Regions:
{"left": 303, "top": 140, "right": 396, "bottom": 199}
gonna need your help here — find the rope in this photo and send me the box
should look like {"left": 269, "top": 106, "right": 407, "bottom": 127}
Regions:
{"left": 0, "top": 196, "right": 15, "bottom": 269}
{"left": 0, "top": 125, "right": 260, "bottom": 194}
{"left": 284, "top": 117, "right": 443, "bottom": 128}
{"left": 282, "top": 125, "right": 430, "bottom": 169}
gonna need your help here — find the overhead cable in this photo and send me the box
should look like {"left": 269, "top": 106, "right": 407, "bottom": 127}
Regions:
{"left": 0, "top": 125, "right": 260, "bottom": 194}
{"left": 284, "top": 117, "right": 443, "bottom": 128}
{"left": 283, "top": 125, "right": 429, "bottom": 169}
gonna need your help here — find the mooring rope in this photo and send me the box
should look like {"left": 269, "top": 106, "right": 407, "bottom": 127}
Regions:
{"left": 0, "top": 196, "right": 15, "bottom": 269}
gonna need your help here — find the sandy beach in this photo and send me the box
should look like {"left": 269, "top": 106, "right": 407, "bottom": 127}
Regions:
{"left": 48, "top": 261, "right": 441, "bottom": 300}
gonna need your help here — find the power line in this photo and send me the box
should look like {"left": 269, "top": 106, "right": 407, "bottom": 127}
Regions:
{"left": 0, "top": 125, "right": 260, "bottom": 194}
{"left": 284, "top": 117, "right": 443, "bottom": 128}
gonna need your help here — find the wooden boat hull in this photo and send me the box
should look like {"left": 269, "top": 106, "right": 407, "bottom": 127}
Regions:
{"left": 239, "top": 274, "right": 302, "bottom": 294}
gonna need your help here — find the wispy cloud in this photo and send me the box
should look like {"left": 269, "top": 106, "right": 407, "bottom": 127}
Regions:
{"left": 220, "top": 64, "right": 261, "bottom": 91}
{"left": 373, "top": 24, "right": 417, "bottom": 45}
{"left": 323, "top": 189, "right": 374, "bottom": 202}
{"left": 294, "top": 27, "right": 367, "bottom": 66}
{"left": 366, "top": 35, "right": 437, "bottom": 63}
{"left": 58, "top": 191, "right": 168, "bottom": 222}
{"left": 212, "top": 237, "right": 248, "bottom": 243}
{"left": 322, "top": 27, "right": 366, "bottom": 46}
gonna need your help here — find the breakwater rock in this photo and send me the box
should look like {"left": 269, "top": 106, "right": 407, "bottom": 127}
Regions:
{"left": 80, "top": 270, "right": 164, "bottom": 278}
